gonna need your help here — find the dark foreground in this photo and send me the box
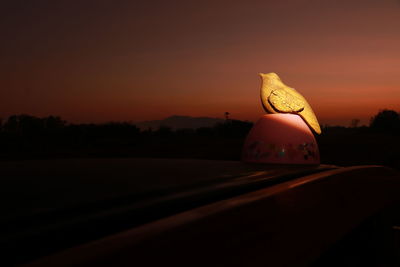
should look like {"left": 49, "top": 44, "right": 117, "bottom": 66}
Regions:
{"left": 1, "top": 158, "right": 400, "bottom": 266}
{"left": 0, "top": 113, "right": 399, "bottom": 170}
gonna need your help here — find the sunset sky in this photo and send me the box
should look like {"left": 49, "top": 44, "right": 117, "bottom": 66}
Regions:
{"left": 1, "top": 0, "right": 399, "bottom": 126}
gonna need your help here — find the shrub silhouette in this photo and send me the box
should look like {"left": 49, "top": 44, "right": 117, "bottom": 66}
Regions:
{"left": 370, "top": 109, "right": 400, "bottom": 132}
{"left": 0, "top": 112, "right": 399, "bottom": 169}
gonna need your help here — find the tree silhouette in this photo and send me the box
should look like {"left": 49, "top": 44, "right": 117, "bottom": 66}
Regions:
{"left": 350, "top": 118, "right": 360, "bottom": 128}
{"left": 224, "top": 112, "right": 230, "bottom": 120}
{"left": 214, "top": 119, "right": 253, "bottom": 138}
{"left": 3, "top": 115, "right": 20, "bottom": 133}
{"left": 370, "top": 109, "right": 400, "bottom": 132}
{"left": 44, "top": 116, "right": 66, "bottom": 129}
{"left": 155, "top": 125, "right": 172, "bottom": 137}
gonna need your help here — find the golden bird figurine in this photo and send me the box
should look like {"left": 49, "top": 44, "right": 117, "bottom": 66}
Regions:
{"left": 260, "top": 72, "right": 321, "bottom": 134}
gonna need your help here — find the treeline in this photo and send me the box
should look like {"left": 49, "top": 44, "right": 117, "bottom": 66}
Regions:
{"left": 1, "top": 109, "right": 399, "bottom": 136}
{"left": 0, "top": 114, "right": 253, "bottom": 160}
{"left": 0, "top": 110, "right": 399, "bottom": 168}
{"left": 316, "top": 109, "right": 400, "bottom": 169}
{"left": 369, "top": 109, "right": 400, "bottom": 133}
{"left": 0, "top": 114, "right": 253, "bottom": 139}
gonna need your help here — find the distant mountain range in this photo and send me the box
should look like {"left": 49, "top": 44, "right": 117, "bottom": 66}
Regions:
{"left": 136, "top": 115, "right": 225, "bottom": 130}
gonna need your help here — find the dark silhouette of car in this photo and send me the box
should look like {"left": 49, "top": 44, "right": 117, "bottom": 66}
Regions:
{"left": 2, "top": 158, "right": 400, "bottom": 266}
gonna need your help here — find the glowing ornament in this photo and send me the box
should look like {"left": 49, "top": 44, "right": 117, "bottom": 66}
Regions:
{"left": 242, "top": 73, "right": 321, "bottom": 164}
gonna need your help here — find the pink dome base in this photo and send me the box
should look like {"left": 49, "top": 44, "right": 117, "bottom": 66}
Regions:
{"left": 242, "top": 114, "right": 320, "bottom": 165}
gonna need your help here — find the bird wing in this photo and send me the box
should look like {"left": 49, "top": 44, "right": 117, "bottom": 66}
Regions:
{"left": 260, "top": 73, "right": 322, "bottom": 134}
{"left": 268, "top": 89, "right": 305, "bottom": 113}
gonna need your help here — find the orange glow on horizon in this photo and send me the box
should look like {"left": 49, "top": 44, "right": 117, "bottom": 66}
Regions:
{"left": 0, "top": 1, "right": 399, "bottom": 126}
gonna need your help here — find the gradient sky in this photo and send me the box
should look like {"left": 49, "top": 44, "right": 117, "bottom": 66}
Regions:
{"left": 1, "top": 0, "right": 399, "bottom": 126}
